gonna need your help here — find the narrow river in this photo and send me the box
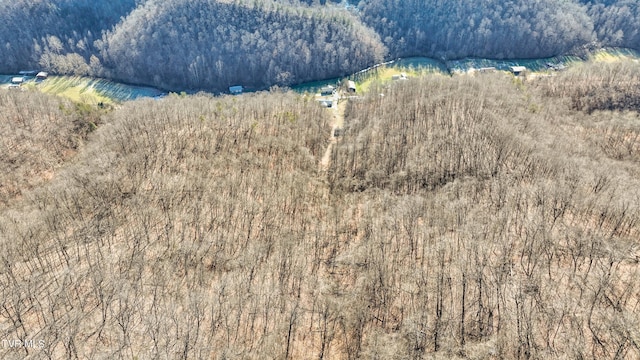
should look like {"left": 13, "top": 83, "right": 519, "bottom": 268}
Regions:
{"left": 3, "top": 48, "right": 639, "bottom": 102}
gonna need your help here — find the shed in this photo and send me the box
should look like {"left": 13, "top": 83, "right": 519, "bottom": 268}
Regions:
{"left": 347, "top": 80, "right": 356, "bottom": 93}
{"left": 11, "top": 77, "right": 24, "bottom": 84}
{"left": 36, "top": 72, "right": 48, "bottom": 80}
{"left": 229, "top": 85, "right": 243, "bottom": 95}
{"left": 510, "top": 66, "right": 527, "bottom": 76}
{"left": 320, "top": 85, "right": 336, "bottom": 96}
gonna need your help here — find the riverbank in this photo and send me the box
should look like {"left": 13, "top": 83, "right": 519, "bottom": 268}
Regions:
{"left": 3, "top": 47, "right": 639, "bottom": 104}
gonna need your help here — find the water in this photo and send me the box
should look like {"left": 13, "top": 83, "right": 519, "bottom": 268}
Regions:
{"left": 3, "top": 48, "right": 639, "bottom": 102}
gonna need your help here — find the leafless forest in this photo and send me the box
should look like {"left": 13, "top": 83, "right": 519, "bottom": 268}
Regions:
{"left": 1, "top": 0, "right": 639, "bottom": 91}
{"left": 2, "top": 61, "right": 640, "bottom": 359}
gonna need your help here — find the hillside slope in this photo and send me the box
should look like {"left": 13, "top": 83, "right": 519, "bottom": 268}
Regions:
{"left": 587, "top": 0, "right": 640, "bottom": 50}
{"left": 360, "top": 0, "right": 595, "bottom": 59}
{"left": 328, "top": 67, "right": 640, "bottom": 357}
{"left": 99, "top": 0, "right": 385, "bottom": 92}
{"left": 0, "top": 0, "right": 640, "bottom": 91}
{"left": 0, "top": 90, "right": 101, "bottom": 206}
{"left": 1, "top": 62, "right": 640, "bottom": 359}
{"left": 0, "top": 0, "right": 138, "bottom": 74}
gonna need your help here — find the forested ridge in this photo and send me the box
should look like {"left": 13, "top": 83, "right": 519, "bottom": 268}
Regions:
{"left": 2, "top": 60, "right": 640, "bottom": 359}
{"left": 0, "top": 0, "right": 639, "bottom": 91}
{"left": 360, "top": 0, "right": 595, "bottom": 59}
{"left": 0, "top": 0, "right": 139, "bottom": 74}
{"left": 98, "top": 0, "right": 385, "bottom": 91}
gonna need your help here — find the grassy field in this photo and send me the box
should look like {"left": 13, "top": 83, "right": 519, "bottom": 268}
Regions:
{"left": 32, "top": 76, "right": 114, "bottom": 104}
{"left": 590, "top": 47, "right": 640, "bottom": 62}
{"left": 2, "top": 75, "right": 166, "bottom": 104}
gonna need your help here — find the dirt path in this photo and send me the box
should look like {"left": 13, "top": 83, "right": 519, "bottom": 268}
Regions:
{"left": 319, "top": 97, "right": 345, "bottom": 171}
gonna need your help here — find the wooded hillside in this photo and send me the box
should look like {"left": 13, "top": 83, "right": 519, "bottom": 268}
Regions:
{"left": 0, "top": 0, "right": 138, "bottom": 74}
{"left": 99, "top": 0, "right": 385, "bottom": 92}
{"left": 587, "top": 0, "right": 640, "bottom": 50}
{"left": 0, "top": 0, "right": 639, "bottom": 91}
{"left": 361, "top": 0, "right": 594, "bottom": 58}
{"left": 1, "top": 61, "right": 640, "bottom": 359}
{"left": 360, "top": 0, "right": 640, "bottom": 59}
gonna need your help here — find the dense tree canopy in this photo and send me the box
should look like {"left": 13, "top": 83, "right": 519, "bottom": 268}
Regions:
{"left": 0, "top": 0, "right": 639, "bottom": 95}
{"left": 359, "top": 0, "right": 595, "bottom": 59}
{"left": 99, "top": 0, "right": 385, "bottom": 92}
{"left": 585, "top": 0, "right": 640, "bottom": 49}
{"left": 0, "top": 0, "right": 139, "bottom": 73}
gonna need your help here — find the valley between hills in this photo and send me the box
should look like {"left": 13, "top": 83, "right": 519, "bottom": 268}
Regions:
{"left": 2, "top": 0, "right": 640, "bottom": 359}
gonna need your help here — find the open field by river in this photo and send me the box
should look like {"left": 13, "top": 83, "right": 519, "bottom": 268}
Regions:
{"left": 2, "top": 48, "right": 639, "bottom": 103}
